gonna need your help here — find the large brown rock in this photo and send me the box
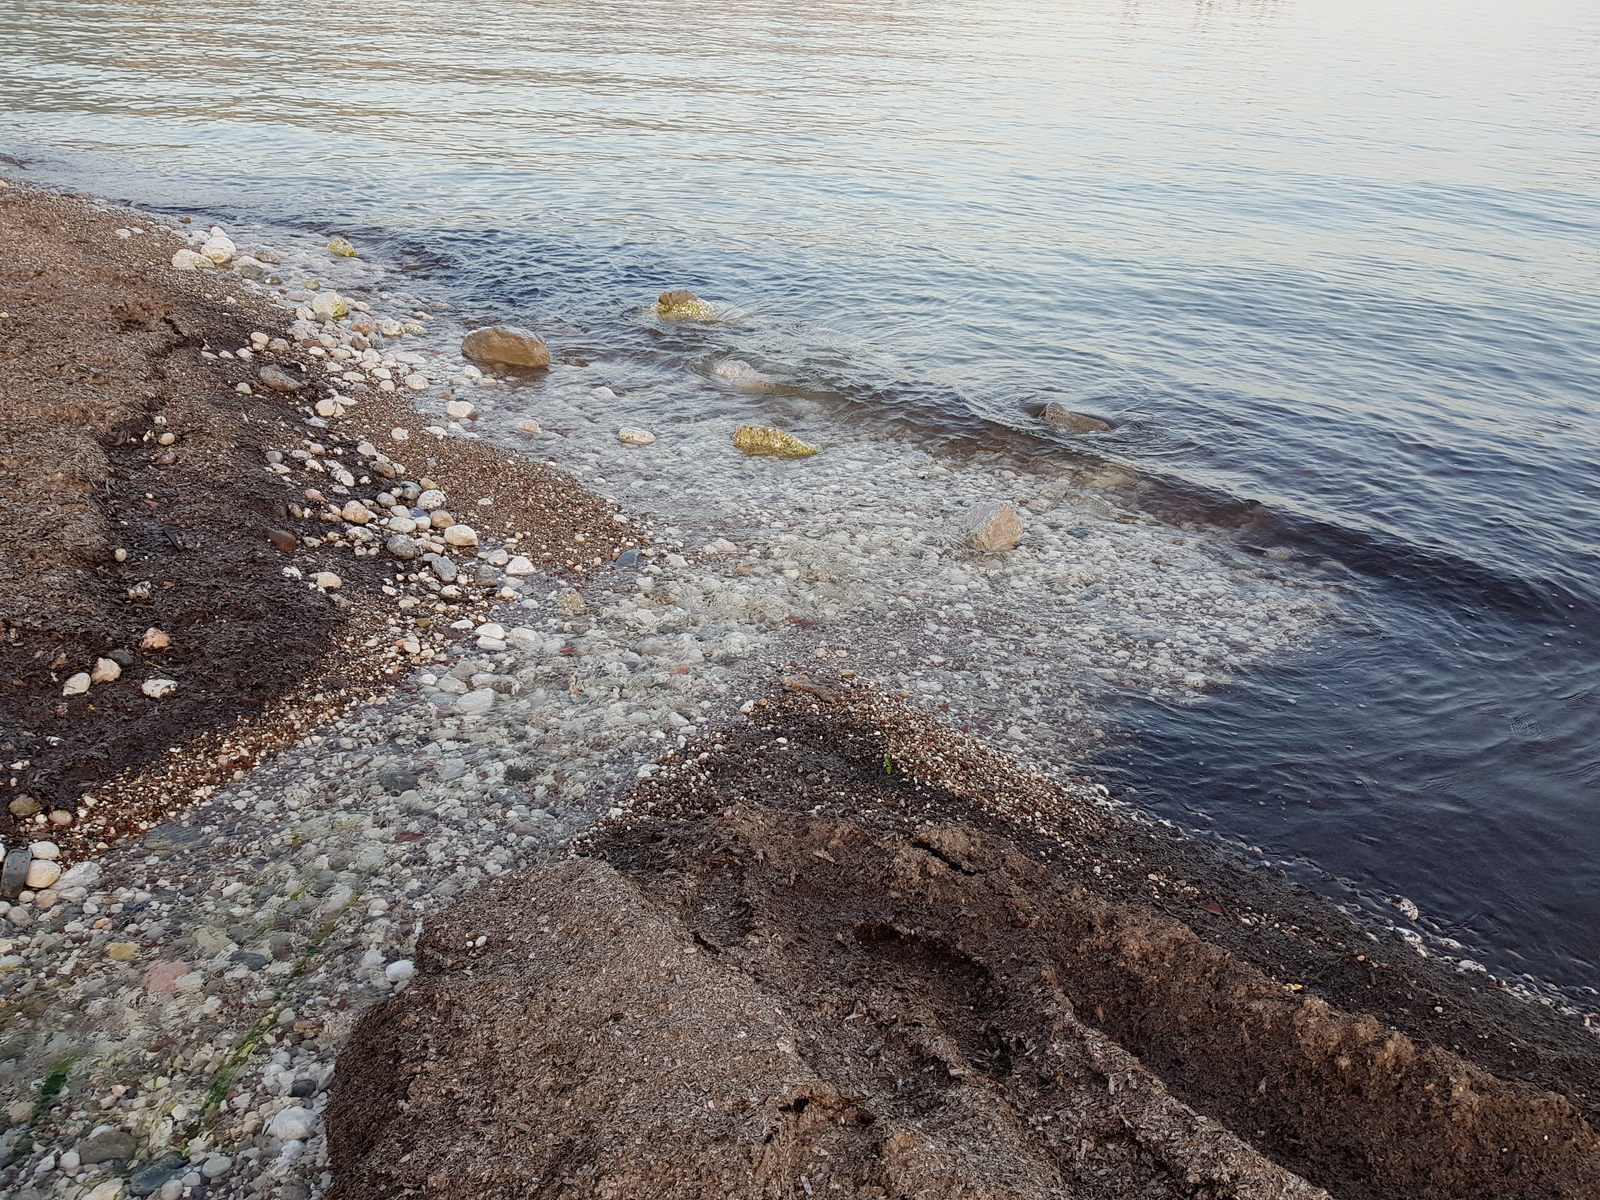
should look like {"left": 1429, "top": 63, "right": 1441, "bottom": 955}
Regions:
{"left": 459, "top": 325, "right": 550, "bottom": 368}
{"left": 959, "top": 499, "right": 1025, "bottom": 550}
{"left": 1042, "top": 402, "right": 1111, "bottom": 433}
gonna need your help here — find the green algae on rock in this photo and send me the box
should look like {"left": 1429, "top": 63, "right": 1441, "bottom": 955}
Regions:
{"left": 732, "top": 423, "right": 817, "bottom": 458}
{"left": 655, "top": 288, "right": 715, "bottom": 319}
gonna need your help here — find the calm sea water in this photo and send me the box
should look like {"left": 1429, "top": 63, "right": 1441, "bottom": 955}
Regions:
{"left": 4, "top": 0, "right": 1598, "bottom": 988}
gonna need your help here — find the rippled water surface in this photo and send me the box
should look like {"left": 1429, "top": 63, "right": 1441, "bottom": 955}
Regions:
{"left": 4, "top": 0, "right": 1599, "bottom": 987}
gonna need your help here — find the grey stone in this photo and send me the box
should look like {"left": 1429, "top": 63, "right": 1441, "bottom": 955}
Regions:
{"left": 77, "top": 1129, "right": 137, "bottom": 1165}
{"left": 144, "top": 825, "right": 205, "bottom": 853}
{"left": 424, "top": 554, "right": 458, "bottom": 583}
{"left": 615, "top": 548, "right": 640, "bottom": 568}
{"left": 386, "top": 535, "right": 422, "bottom": 561}
{"left": 258, "top": 364, "right": 305, "bottom": 393}
{"left": 455, "top": 688, "right": 495, "bottom": 715}
{"left": 128, "top": 1154, "right": 188, "bottom": 1197}
{"left": 230, "top": 951, "right": 269, "bottom": 971}
{"left": 288, "top": 1077, "right": 318, "bottom": 1098}
{"left": 1, "top": 848, "right": 31, "bottom": 898}
{"left": 377, "top": 764, "right": 419, "bottom": 794}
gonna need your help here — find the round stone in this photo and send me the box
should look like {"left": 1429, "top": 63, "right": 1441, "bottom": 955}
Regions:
{"left": 25, "top": 860, "right": 62, "bottom": 891}
{"left": 460, "top": 325, "right": 550, "bottom": 368}
{"left": 386, "top": 535, "right": 422, "bottom": 561}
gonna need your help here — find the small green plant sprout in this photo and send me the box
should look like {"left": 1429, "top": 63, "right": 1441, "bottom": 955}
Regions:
{"left": 883, "top": 751, "right": 894, "bottom": 775}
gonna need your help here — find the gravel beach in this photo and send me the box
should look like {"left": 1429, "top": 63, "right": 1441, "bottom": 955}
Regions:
{"left": 1, "top": 182, "right": 1596, "bottom": 1200}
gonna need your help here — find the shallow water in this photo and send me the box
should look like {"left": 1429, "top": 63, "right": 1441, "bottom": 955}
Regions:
{"left": 4, "top": 0, "right": 1599, "bottom": 988}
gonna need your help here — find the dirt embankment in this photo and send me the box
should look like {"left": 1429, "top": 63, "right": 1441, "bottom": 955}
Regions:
{"left": 328, "top": 686, "right": 1600, "bottom": 1200}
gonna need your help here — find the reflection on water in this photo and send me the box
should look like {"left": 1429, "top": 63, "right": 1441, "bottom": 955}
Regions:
{"left": 4, "top": 0, "right": 1600, "bottom": 986}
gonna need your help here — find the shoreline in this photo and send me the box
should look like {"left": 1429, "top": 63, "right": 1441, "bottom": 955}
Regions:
{"left": 0, "top": 181, "right": 1595, "bottom": 1199}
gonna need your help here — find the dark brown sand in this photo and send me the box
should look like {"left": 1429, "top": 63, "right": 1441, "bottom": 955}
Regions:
{"left": 329, "top": 684, "right": 1600, "bottom": 1200}
{"left": 0, "top": 183, "right": 634, "bottom": 858}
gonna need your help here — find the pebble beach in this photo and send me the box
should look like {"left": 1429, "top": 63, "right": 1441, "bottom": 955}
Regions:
{"left": 2, "top": 180, "right": 1597, "bottom": 1200}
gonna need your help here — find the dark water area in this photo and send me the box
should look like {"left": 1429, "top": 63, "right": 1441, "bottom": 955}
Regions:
{"left": 3, "top": 0, "right": 1598, "bottom": 987}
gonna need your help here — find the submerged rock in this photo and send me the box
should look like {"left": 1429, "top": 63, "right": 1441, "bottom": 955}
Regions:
{"left": 1042, "top": 402, "right": 1112, "bottom": 433}
{"left": 655, "top": 289, "right": 715, "bottom": 319}
{"left": 732, "top": 424, "right": 817, "bottom": 458}
{"left": 461, "top": 326, "right": 550, "bottom": 369}
{"left": 327, "top": 237, "right": 358, "bottom": 258}
{"left": 960, "top": 500, "right": 1025, "bottom": 551}
{"left": 618, "top": 427, "right": 656, "bottom": 446}
{"left": 711, "top": 358, "right": 776, "bottom": 392}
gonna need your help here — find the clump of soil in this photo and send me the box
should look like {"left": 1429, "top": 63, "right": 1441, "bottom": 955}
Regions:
{"left": 328, "top": 688, "right": 1599, "bottom": 1200}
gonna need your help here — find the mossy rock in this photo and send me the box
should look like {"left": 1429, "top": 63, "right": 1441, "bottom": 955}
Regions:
{"left": 655, "top": 289, "right": 715, "bottom": 319}
{"left": 732, "top": 424, "right": 817, "bottom": 458}
{"left": 327, "top": 237, "right": 358, "bottom": 258}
